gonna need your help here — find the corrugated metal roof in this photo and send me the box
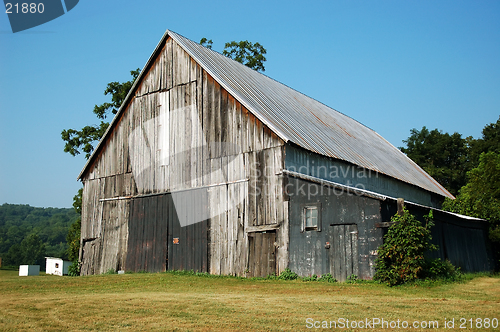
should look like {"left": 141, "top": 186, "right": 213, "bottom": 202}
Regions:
{"left": 79, "top": 29, "right": 454, "bottom": 199}
{"left": 168, "top": 31, "right": 453, "bottom": 199}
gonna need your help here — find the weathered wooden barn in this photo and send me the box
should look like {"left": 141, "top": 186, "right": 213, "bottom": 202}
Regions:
{"left": 77, "top": 30, "right": 494, "bottom": 280}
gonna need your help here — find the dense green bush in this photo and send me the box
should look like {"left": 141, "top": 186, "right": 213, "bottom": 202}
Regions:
{"left": 374, "top": 208, "right": 437, "bottom": 286}
{"left": 67, "top": 261, "right": 81, "bottom": 276}
{"left": 346, "top": 274, "right": 359, "bottom": 284}
{"left": 301, "top": 274, "right": 318, "bottom": 282}
{"left": 421, "top": 258, "right": 462, "bottom": 281}
{"left": 278, "top": 268, "right": 298, "bottom": 280}
{"left": 318, "top": 273, "right": 337, "bottom": 283}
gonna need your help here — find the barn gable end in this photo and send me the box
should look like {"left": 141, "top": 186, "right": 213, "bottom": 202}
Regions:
{"left": 80, "top": 36, "right": 288, "bottom": 276}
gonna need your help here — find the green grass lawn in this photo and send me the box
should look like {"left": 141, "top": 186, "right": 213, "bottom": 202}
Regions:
{"left": 0, "top": 270, "right": 498, "bottom": 331}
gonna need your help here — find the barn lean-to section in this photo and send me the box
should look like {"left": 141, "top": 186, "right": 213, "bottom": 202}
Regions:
{"left": 78, "top": 30, "right": 494, "bottom": 278}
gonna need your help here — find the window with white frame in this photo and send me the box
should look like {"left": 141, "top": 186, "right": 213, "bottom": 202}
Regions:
{"left": 302, "top": 205, "right": 321, "bottom": 231}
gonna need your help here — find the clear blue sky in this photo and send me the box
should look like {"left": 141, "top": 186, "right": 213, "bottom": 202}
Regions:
{"left": 1, "top": 0, "right": 499, "bottom": 208}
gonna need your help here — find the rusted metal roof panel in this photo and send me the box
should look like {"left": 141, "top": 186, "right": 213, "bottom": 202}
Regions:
{"left": 169, "top": 31, "right": 453, "bottom": 199}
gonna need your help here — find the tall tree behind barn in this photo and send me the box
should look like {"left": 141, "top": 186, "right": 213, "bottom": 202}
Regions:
{"left": 77, "top": 30, "right": 495, "bottom": 278}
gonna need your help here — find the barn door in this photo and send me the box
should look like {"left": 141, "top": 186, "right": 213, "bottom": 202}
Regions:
{"left": 247, "top": 231, "right": 276, "bottom": 277}
{"left": 329, "top": 224, "right": 359, "bottom": 282}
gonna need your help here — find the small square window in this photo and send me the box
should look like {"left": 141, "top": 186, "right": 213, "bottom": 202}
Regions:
{"left": 305, "top": 207, "right": 318, "bottom": 229}
{"left": 302, "top": 205, "right": 321, "bottom": 232}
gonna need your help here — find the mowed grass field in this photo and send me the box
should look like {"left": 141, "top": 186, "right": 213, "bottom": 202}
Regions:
{"left": 0, "top": 270, "right": 499, "bottom": 331}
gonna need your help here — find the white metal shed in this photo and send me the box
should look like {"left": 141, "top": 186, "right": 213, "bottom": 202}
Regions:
{"left": 19, "top": 265, "right": 40, "bottom": 276}
{"left": 45, "top": 257, "right": 71, "bottom": 276}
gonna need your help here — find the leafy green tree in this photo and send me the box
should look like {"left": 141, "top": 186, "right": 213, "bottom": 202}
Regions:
{"left": 199, "top": 37, "right": 213, "bottom": 49}
{"left": 469, "top": 116, "right": 500, "bottom": 166}
{"left": 223, "top": 41, "right": 267, "bottom": 72}
{"left": 401, "top": 118, "right": 500, "bottom": 197}
{"left": 66, "top": 218, "right": 81, "bottom": 262}
{"left": 72, "top": 188, "right": 82, "bottom": 215}
{"left": 400, "top": 127, "right": 470, "bottom": 196}
{"left": 200, "top": 38, "right": 267, "bottom": 72}
{"left": 61, "top": 122, "right": 110, "bottom": 159}
{"left": 5, "top": 243, "right": 22, "bottom": 266}
{"left": 443, "top": 152, "right": 500, "bottom": 222}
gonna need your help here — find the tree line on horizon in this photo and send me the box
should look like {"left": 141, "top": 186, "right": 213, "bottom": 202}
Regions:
{"left": 0, "top": 204, "right": 79, "bottom": 268}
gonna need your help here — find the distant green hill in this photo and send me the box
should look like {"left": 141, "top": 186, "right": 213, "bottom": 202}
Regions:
{"left": 0, "top": 203, "right": 79, "bottom": 267}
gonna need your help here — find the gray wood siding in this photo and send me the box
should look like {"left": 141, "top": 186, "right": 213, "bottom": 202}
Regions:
{"left": 80, "top": 193, "right": 129, "bottom": 275}
{"left": 80, "top": 37, "right": 288, "bottom": 276}
{"left": 284, "top": 143, "right": 441, "bottom": 208}
{"left": 287, "top": 177, "right": 382, "bottom": 279}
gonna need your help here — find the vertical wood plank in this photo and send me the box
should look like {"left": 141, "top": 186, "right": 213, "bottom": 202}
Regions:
{"left": 277, "top": 201, "right": 289, "bottom": 274}
{"left": 169, "top": 91, "right": 177, "bottom": 190}
{"left": 190, "top": 57, "right": 197, "bottom": 83}
{"left": 210, "top": 187, "right": 220, "bottom": 274}
{"left": 189, "top": 83, "right": 198, "bottom": 188}
{"left": 247, "top": 112, "right": 255, "bottom": 152}
{"left": 254, "top": 116, "right": 263, "bottom": 151}
{"left": 167, "top": 195, "right": 173, "bottom": 270}
{"left": 275, "top": 147, "right": 284, "bottom": 225}
{"left": 332, "top": 226, "right": 341, "bottom": 281}
{"left": 220, "top": 89, "right": 228, "bottom": 157}
{"left": 202, "top": 71, "right": 210, "bottom": 185}
{"left": 165, "top": 38, "right": 173, "bottom": 90}
{"left": 214, "top": 81, "right": 221, "bottom": 159}
{"left": 351, "top": 225, "right": 359, "bottom": 277}
{"left": 200, "top": 68, "right": 208, "bottom": 187}
{"left": 246, "top": 153, "right": 256, "bottom": 227}
{"left": 150, "top": 196, "right": 158, "bottom": 271}
{"left": 234, "top": 182, "right": 245, "bottom": 276}
{"left": 256, "top": 151, "right": 265, "bottom": 226}
{"left": 207, "top": 76, "right": 215, "bottom": 160}
{"left": 234, "top": 102, "right": 242, "bottom": 155}
{"left": 241, "top": 106, "right": 249, "bottom": 154}
{"left": 220, "top": 185, "right": 228, "bottom": 275}
{"left": 183, "top": 84, "right": 192, "bottom": 190}
{"left": 263, "top": 126, "right": 272, "bottom": 150}
{"left": 345, "top": 225, "right": 352, "bottom": 279}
